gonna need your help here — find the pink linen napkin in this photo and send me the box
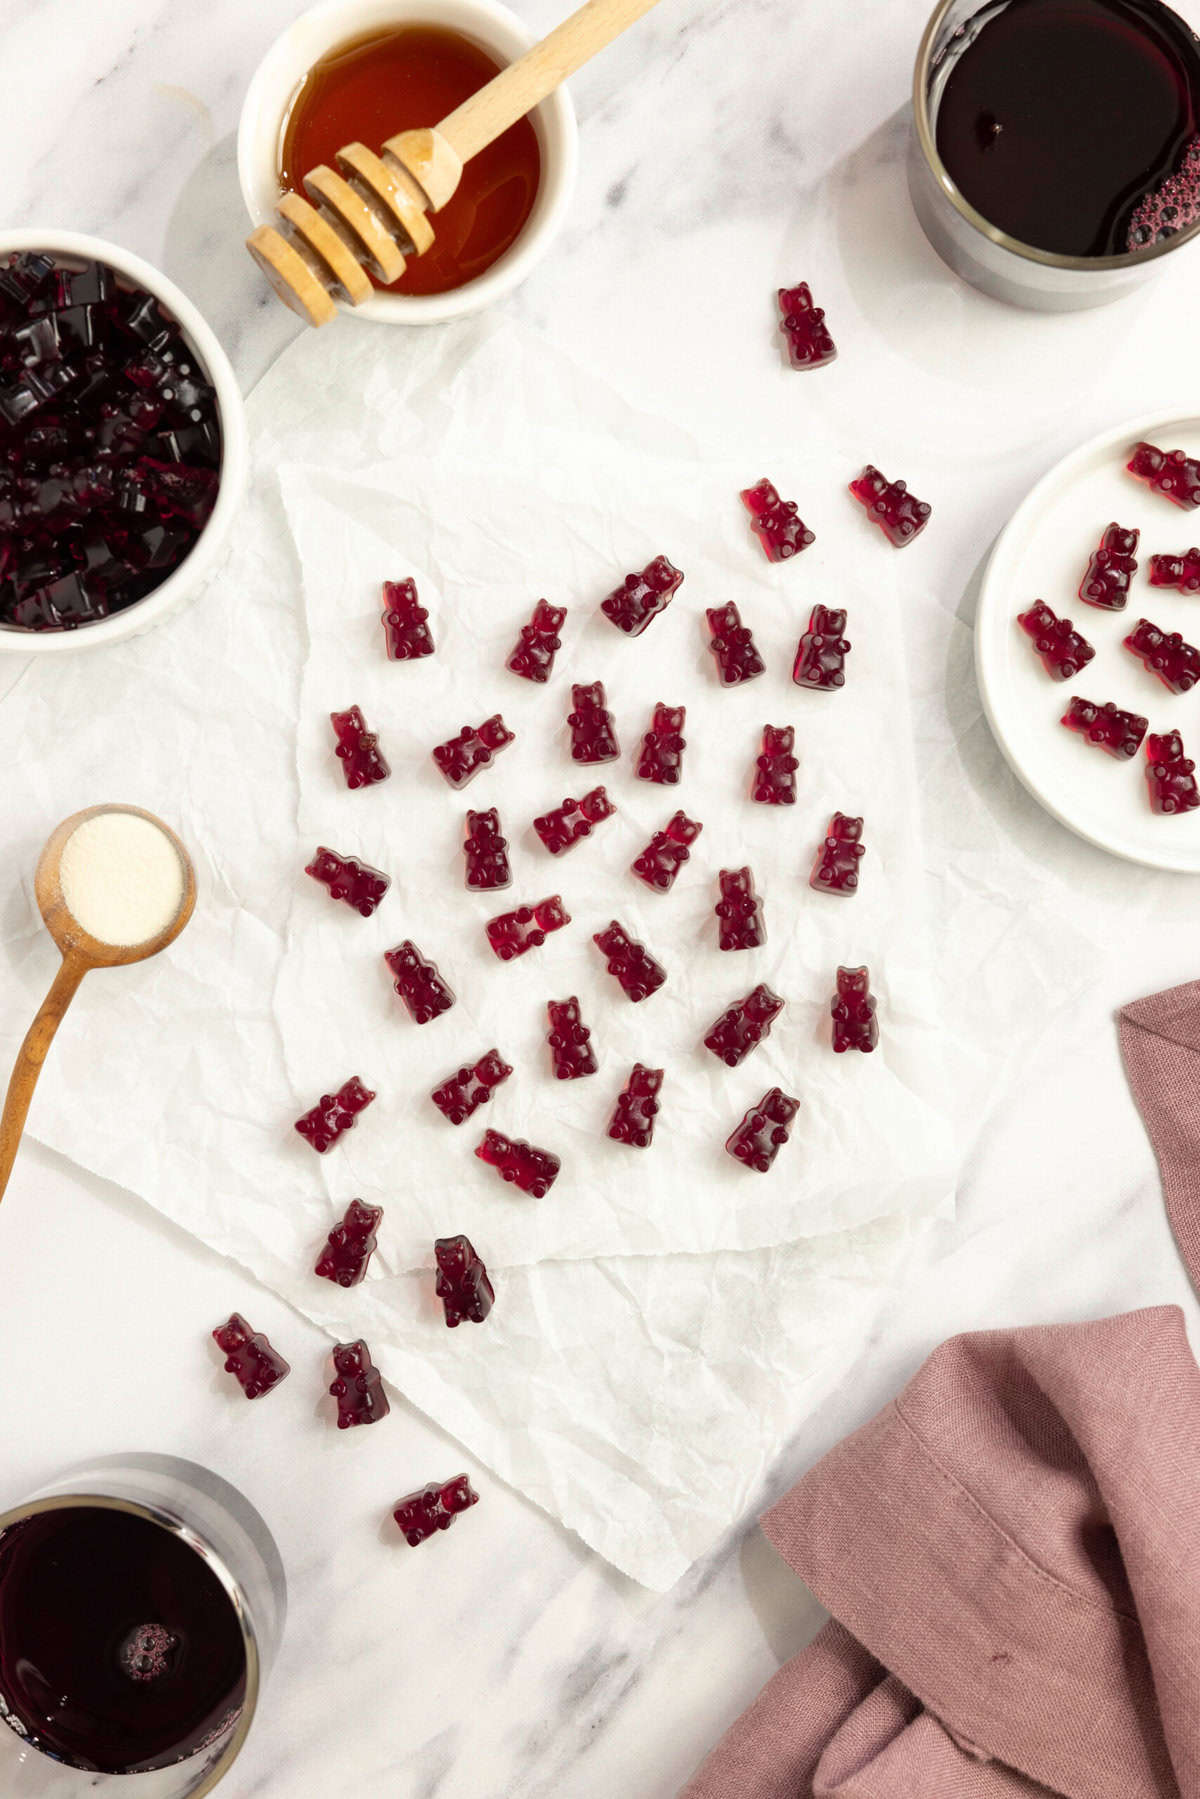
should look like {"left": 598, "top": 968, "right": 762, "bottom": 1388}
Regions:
{"left": 1119, "top": 979, "right": 1200, "bottom": 1289}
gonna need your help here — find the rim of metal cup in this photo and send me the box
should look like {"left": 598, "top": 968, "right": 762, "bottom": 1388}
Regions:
{"left": 0, "top": 1493, "right": 259, "bottom": 1797}
{"left": 912, "top": 0, "right": 1200, "bottom": 274}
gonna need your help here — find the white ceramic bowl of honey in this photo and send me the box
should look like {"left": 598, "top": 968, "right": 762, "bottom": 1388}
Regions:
{"left": 237, "top": 0, "right": 579, "bottom": 325}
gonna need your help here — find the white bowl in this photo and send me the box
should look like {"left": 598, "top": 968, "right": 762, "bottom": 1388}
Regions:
{"left": 0, "top": 228, "right": 248, "bottom": 658}
{"left": 237, "top": 0, "right": 578, "bottom": 325}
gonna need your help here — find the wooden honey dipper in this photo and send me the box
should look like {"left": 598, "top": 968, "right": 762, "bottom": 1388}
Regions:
{"left": 248, "top": 0, "right": 666, "bottom": 325}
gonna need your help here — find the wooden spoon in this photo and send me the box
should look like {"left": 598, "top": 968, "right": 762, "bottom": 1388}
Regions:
{"left": 248, "top": 0, "right": 666, "bottom": 325}
{"left": 0, "top": 805, "right": 196, "bottom": 1206}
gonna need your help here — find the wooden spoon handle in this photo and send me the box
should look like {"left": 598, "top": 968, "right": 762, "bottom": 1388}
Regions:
{"left": 0, "top": 953, "right": 88, "bottom": 1206}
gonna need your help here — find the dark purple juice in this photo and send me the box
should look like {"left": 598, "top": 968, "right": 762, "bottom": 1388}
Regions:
{"left": 935, "top": 0, "right": 1200, "bottom": 254}
{"left": 0, "top": 1505, "right": 246, "bottom": 1774}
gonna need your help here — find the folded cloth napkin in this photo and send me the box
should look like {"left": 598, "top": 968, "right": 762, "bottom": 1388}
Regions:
{"left": 678, "top": 1307, "right": 1200, "bottom": 1798}
{"left": 1120, "top": 979, "right": 1200, "bottom": 1292}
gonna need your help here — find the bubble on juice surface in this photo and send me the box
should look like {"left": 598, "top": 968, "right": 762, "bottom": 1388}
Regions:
{"left": 1128, "top": 135, "right": 1200, "bottom": 248}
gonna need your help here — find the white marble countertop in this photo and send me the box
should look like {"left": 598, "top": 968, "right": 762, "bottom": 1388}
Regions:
{"left": 4, "top": 0, "right": 1200, "bottom": 1793}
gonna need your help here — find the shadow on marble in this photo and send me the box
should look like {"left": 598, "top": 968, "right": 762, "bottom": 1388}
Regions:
{"left": 738, "top": 1526, "right": 826, "bottom": 1667}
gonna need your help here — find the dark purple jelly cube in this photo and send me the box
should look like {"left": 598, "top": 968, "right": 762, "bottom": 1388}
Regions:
{"left": 392, "top": 1475, "right": 479, "bottom": 1547}
{"left": 777, "top": 283, "right": 837, "bottom": 370}
{"left": 1127, "top": 441, "right": 1200, "bottom": 511}
{"left": 330, "top": 1340, "right": 390, "bottom": 1429}
{"left": 600, "top": 555, "right": 683, "bottom": 636}
{"left": 1123, "top": 618, "right": 1200, "bottom": 693}
{"left": 794, "top": 605, "right": 851, "bottom": 690}
{"left": 706, "top": 603, "right": 765, "bottom": 685}
{"left": 568, "top": 681, "right": 620, "bottom": 762}
{"left": 212, "top": 1313, "right": 290, "bottom": 1400}
{"left": 547, "top": 997, "right": 598, "bottom": 1079}
{"left": 1148, "top": 549, "right": 1200, "bottom": 593}
{"left": 1146, "top": 730, "right": 1200, "bottom": 815}
{"left": 849, "top": 465, "right": 931, "bottom": 547}
{"left": 486, "top": 896, "right": 570, "bottom": 960}
{"left": 811, "top": 813, "right": 865, "bottom": 896}
{"left": 1017, "top": 602, "right": 1095, "bottom": 680}
{"left": 476, "top": 1128, "right": 561, "bottom": 1197}
{"left": 435, "top": 1234, "right": 495, "bottom": 1326}
{"left": 725, "top": 1088, "right": 800, "bottom": 1173}
{"left": 507, "top": 598, "right": 566, "bottom": 682}
{"left": 431, "top": 1049, "right": 512, "bottom": 1125}
{"left": 382, "top": 577, "right": 434, "bottom": 660}
{"left": 716, "top": 867, "right": 766, "bottom": 950}
{"left": 631, "top": 810, "right": 702, "bottom": 893}
{"left": 432, "top": 714, "right": 515, "bottom": 789}
{"left": 295, "top": 1076, "right": 376, "bottom": 1153}
{"left": 1078, "top": 523, "right": 1139, "bottom": 611}
{"left": 533, "top": 786, "right": 616, "bottom": 854}
{"left": 331, "top": 706, "right": 391, "bottom": 789}
{"left": 740, "top": 478, "right": 815, "bottom": 562}
{"left": 593, "top": 920, "right": 665, "bottom": 1002}
{"left": 305, "top": 846, "right": 390, "bottom": 917}
{"left": 1060, "top": 697, "right": 1148, "bottom": 760}
{"left": 704, "top": 983, "right": 784, "bottom": 1067}
{"left": 315, "top": 1198, "right": 384, "bottom": 1287}
{"left": 464, "top": 807, "right": 512, "bottom": 891}
{"left": 752, "top": 726, "right": 797, "bottom": 805}
{"left": 384, "top": 941, "right": 455, "bottom": 1023}
{"left": 831, "top": 965, "right": 879, "bottom": 1054}
{"left": 636, "top": 704, "right": 686, "bottom": 784}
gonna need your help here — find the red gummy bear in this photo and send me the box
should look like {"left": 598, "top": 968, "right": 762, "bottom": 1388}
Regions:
{"left": 636, "top": 704, "right": 686, "bottom": 784}
{"left": 329, "top": 1340, "right": 390, "bottom": 1429}
{"left": 435, "top": 1234, "right": 495, "bottom": 1327}
{"left": 716, "top": 867, "right": 766, "bottom": 950}
{"left": 1146, "top": 730, "right": 1200, "bottom": 815}
{"left": 295, "top": 1076, "right": 376, "bottom": 1153}
{"left": 752, "top": 725, "right": 797, "bottom": 805}
{"left": 384, "top": 941, "right": 455, "bottom": 1023}
{"left": 607, "top": 1064, "right": 663, "bottom": 1149}
{"left": 476, "top": 1128, "right": 561, "bottom": 1197}
{"left": 849, "top": 465, "right": 931, "bottom": 547}
{"left": 794, "top": 605, "right": 851, "bottom": 690}
{"left": 305, "top": 846, "right": 390, "bottom": 918}
{"left": 704, "top": 983, "right": 784, "bottom": 1067}
{"left": 706, "top": 603, "right": 765, "bottom": 686}
{"left": 486, "top": 895, "right": 570, "bottom": 961}
{"left": 547, "top": 997, "right": 597, "bottom": 1079}
{"left": 600, "top": 555, "right": 684, "bottom": 636}
{"left": 1148, "top": 549, "right": 1200, "bottom": 593}
{"left": 432, "top": 715, "right": 515, "bottom": 789}
{"left": 831, "top": 966, "right": 879, "bottom": 1054}
{"left": 593, "top": 920, "right": 666, "bottom": 1001}
{"left": 315, "top": 1198, "right": 384, "bottom": 1287}
{"left": 1124, "top": 618, "right": 1200, "bottom": 693}
{"left": 1127, "top": 441, "right": 1200, "bottom": 511}
{"left": 212, "top": 1314, "right": 290, "bottom": 1400}
{"left": 330, "top": 706, "right": 390, "bottom": 789}
{"left": 463, "top": 808, "right": 512, "bottom": 891}
{"left": 507, "top": 599, "right": 566, "bottom": 683}
{"left": 381, "top": 577, "right": 434, "bottom": 660}
{"left": 725, "top": 1088, "right": 800, "bottom": 1173}
{"left": 740, "top": 478, "right": 815, "bottom": 562}
{"left": 431, "top": 1049, "right": 512, "bottom": 1125}
{"left": 1078, "top": 523, "right": 1139, "bottom": 610}
{"left": 568, "top": 682, "right": 620, "bottom": 762}
{"left": 534, "top": 786, "right": 616, "bottom": 854}
{"left": 777, "top": 282, "right": 837, "bottom": 370}
{"left": 811, "top": 813, "right": 865, "bottom": 896}
{"left": 631, "top": 810, "right": 703, "bottom": 892}
{"left": 1060, "top": 697, "right": 1148, "bottom": 760}
{"left": 1017, "top": 602, "right": 1095, "bottom": 680}
{"left": 392, "top": 1475, "right": 479, "bottom": 1548}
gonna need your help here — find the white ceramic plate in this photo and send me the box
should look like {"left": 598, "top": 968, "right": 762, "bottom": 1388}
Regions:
{"left": 976, "top": 410, "right": 1200, "bottom": 871}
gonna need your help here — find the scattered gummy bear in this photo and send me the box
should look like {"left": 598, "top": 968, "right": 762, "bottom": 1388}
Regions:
{"left": 568, "top": 682, "right": 620, "bottom": 762}
{"left": 330, "top": 706, "right": 390, "bottom": 789}
{"left": 305, "top": 847, "right": 390, "bottom": 918}
{"left": 212, "top": 1314, "right": 290, "bottom": 1400}
{"left": 431, "top": 1050, "right": 512, "bottom": 1125}
{"left": 435, "top": 1234, "right": 495, "bottom": 1327}
{"left": 1127, "top": 441, "right": 1200, "bottom": 511}
{"left": 704, "top": 983, "right": 784, "bottom": 1067}
{"left": 1146, "top": 730, "right": 1200, "bottom": 815}
{"left": 476, "top": 1128, "right": 561, "bottom": 1197}
{"left": 1017, "top": 602, "right": 1095, "bottom": 680}
{"left": 752, "top": 725, "right": 798, "bottom": 805}
{"left": 547, "top": 997, "right": 597, "bottom": 1080}
{"left": 507, "top": 599, "right": 566, "bottom": 682}
{"left": 593, "top": 920, "right": 666, "bottom": 1001}
{"left": 1061, "top": 697, "right": 1148, "bottom": 760}
{"left": 431, "top": 715, "right": 515, "bottom": 789}
{"left": 740, "top": 479, "right": 816, "bottom": 562}
{"left": 777, "top": 282, "right": 837, "bottom": 370}
{"left": 831, "top": 966, "right": 879, "bottom": 1054}
{"left": 392, "top": 1475, "right": 479, "bottom": 1548}
{"left": 631, "top": 810, "right": 703, "bottom": 892}
{"left": 600, "top": 555, "right": 684, "bottom": 636}
{"left": 329, "top": 1340, "right": 390, "bottom": 1429}
{"left": 608, "top": 1064, "right": 664, "bottom": 1149}
{"left": 381, "top": 577, "right": 434, "bottom": 660}
{"left": 725, "top": 1089, "right": 800, "bottom": 1173}
{"left": 534, "top": 787, "right": 616, "bottom": 855}
{"left": 315, "top": 1198, "right": 384, "bottom": 1288}
{"left": 463, "top": 808, "right": 512, "bottom": 891}
{"left": 1124, "top": 618, "right": 1200, "bottom": 693}
{"left": 811, "top": 813, "right": 865, "bottom": 896}
{"left": 636, "top": 704, "right": 687, "bottom": 784}
{"left": 1148, "top": 549, "right": 1200, "bottom": 593}
{"left": 794, "top": 605, "right": 851, "bottom": 690}
{"left": 295, "top": 1076, "right": 375, "bottom": 1154}
{"left": 716, "top": 867, "right": 766, "bottom": 950}
{"left": 486, "top": 895, "right": 570, "bottom": 961}
{"left": 849, "top": 465, "right": 931, "bottom": 547}
{"left": 1078, "top": 523, "right": 1139, "bottom": 610}
{"left": 384, "top": 941, "right": 456, "bottom": 1023}
{"left": 706, "top": 603, "right": 766, "bottom": 686}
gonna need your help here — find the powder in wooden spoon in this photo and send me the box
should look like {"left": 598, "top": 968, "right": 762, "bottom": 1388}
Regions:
{"left": 59, "top": 813, "right": 186, "bottom": 947}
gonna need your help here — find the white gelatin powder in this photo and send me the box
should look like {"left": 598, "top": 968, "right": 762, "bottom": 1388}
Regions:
{"left": 59, "top": 812, "right": 186, "bottom": 947}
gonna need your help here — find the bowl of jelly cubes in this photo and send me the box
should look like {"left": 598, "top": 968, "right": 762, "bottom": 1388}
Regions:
{"left": 0, "top": 229, "right": 248, "bottom": 651}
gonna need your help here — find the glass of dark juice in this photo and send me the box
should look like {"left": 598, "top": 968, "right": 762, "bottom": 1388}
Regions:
{"left": 0, "top": 1457, "right": 285, "bottom": 1796}
{"left": 910, "top": 0, "right": 1200, "bottom": 307}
